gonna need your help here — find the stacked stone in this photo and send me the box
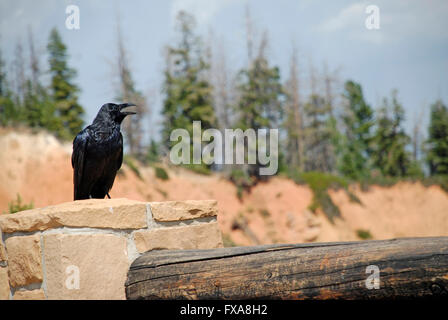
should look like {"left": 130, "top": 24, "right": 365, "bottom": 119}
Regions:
{"left": 0, "top": 199, "right": 222, "bottom": 300}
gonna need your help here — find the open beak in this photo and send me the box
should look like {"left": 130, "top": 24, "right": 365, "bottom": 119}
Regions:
{"left": 119, "top": 103, "right": 137, "bottom": 115}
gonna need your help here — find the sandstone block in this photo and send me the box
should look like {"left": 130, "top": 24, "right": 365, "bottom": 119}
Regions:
{"left": 43, "top": 233, "right": 129, "bottom": 300}
{"left": 0, "top": 267, "right": 10, "bottom": 300}
{"left": 5, "top": 234, "right": 43, "bottom": 287}
{"left": 150, "top": 200, "right": 218, "bottom": 222}
{"left": 13, "top": 289, "right": 45, "bottom": 300}
{"left": 0, "top": 198, "right": 147, "bottom": 233}
{"left": 0, "top": 240, "right": 6, "bottom": 262}
{"left": 134, "top": 221, "right": 223, "bottom": 253}
{"left": 0, "top": 210, "right": 58, "bottom": 234}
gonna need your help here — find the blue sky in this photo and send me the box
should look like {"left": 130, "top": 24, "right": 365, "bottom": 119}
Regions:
{"left": 1, "top": 0, "right": 447, "bottom": 140}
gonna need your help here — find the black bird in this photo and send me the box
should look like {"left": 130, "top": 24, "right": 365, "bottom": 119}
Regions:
{"left": 72, "top": 103, "right": 136, "bottom": 200}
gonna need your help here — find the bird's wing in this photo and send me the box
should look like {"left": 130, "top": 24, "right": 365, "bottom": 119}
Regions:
{"left": 117, "top": 132, "right": 124, "bottom": 171}
{"left": 72, "top": 130, "right": 89, "bottom": 200}
{"left": 100, "top": 132, "right": 124, "bottom": 197}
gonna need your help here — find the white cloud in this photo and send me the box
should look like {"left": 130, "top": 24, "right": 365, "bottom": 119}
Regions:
{"left": 170, "top": 0, "right": 241, "bottom": 27}
{"left": 316, "top": 0, "right": 448, "bottom": 45}
{"left": 382, "top": 0, "right": 448, "bottom": 41}
{"left": 0, "top": 0, "right": 59, "bottom": 45}
{"left": 318, "top": 2, "right": 365, "bottom": 32}
{"left": 317, "top": 2, "right": 385, "bottom": 44}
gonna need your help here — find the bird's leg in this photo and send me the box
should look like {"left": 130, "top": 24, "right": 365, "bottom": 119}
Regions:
{"left": 106, "top": 193, "right": 111, "bottom": 199}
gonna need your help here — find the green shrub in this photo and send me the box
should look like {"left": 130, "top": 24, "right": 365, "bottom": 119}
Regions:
{"left": 300, "top": 171, "right": 348, "bottom": 191}
{"left": 229, "top": 168, "right": 252, "bottom": 185}
{"left": 359, "top": 175, "right": 448, "bottom": 194}
{"left": 236, "top": 185, "right": 244, "bottom": 201}
{"left": 183, "top": 163, "right": 211, "bottom": 175}
{"left": 347, "top": 190, "right": 362, "bottom": 205}
{"left": 356, "top": 229, "right": 373, "bottom": 240}
{"left": 298, "top": 171, "right": 347, "bottom": 223}
{"left": 259, "top": 208, "right": 270, "bottom": 218}
{"left": 155, "top": 166, "right": 169, "bottom": 180}
{"left": 359, "top": 175, "right": 400, "bottom": 191}
{"left": 421, "top": 175, "right": 448, "bottom": 193}
{"left": 311, "top": 192, "right": 341, "bottom": 222}
{"left": 286, "top": 167, "right": 306, "bottom": 185}
{"left": 288, "top": 170, "right": 368, "bottom": 222}
{"left": 229, "top": 168, "right": 255, "bottom": 200}
{"left": 145, "top": 139, "right": 160, "bottom": 164}
{"left": 6, "top": 194, "right": 34, "bottom": 214}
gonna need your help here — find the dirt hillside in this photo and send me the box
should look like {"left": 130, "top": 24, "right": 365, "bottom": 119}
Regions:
{"left": 1, "top": 128, "right": 448, "bottom": 246}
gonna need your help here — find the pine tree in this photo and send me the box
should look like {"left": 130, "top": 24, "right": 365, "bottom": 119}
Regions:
{"left": 337, "top": 80, "right": 374, "bottom": 179}
{"left": 0, "top": 47, "right": 6, "bottom": 98}
{"left": 47, "top": 28, "right": 84, "bottom": 140}
{"left": 371, "top": 90, "right": 412, "bottom": 177}
{"left": 236, "top": 55, "right": 283, "bottom": 130}
{"left": 426, "top": 99, "right": 448, "bottom": 175}
{"left": 0, "top": 46, "right": 17, "bottom": 126}
{"left": 145, "top": 139, "right": 160, "bottom": 164}
{"left": 161, "top": 11, "right": 216, "bottom": 169}
{"left": 0, "top": 81, "right": 16, "bottom": 127}
{"left": 235, "top": 32, "right": 284, "bottom": 178}
{"left": 23, "top": 29, "right": 57, "bottom": 130}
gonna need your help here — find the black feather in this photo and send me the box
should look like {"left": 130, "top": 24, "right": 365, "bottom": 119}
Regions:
{"left": 72, "top": 103, "right": 136, "bottom": 200}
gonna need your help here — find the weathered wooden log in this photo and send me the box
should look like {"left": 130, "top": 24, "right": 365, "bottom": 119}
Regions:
{"left": 126, "top": 237, "right": 448, "bottom": 299}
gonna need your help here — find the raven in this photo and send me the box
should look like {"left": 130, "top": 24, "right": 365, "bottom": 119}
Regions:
{"left": 72, "top": 103, "right": 136, "bottom": 200}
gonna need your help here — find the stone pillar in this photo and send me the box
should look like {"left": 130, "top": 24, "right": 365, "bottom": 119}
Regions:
{"left": 0, "top": 199, "right": 222, "bottom": 300}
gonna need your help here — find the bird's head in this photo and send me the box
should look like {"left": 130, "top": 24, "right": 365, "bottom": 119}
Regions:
{"left": 96, "top": 103, "right": 137, "bottom": 125}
